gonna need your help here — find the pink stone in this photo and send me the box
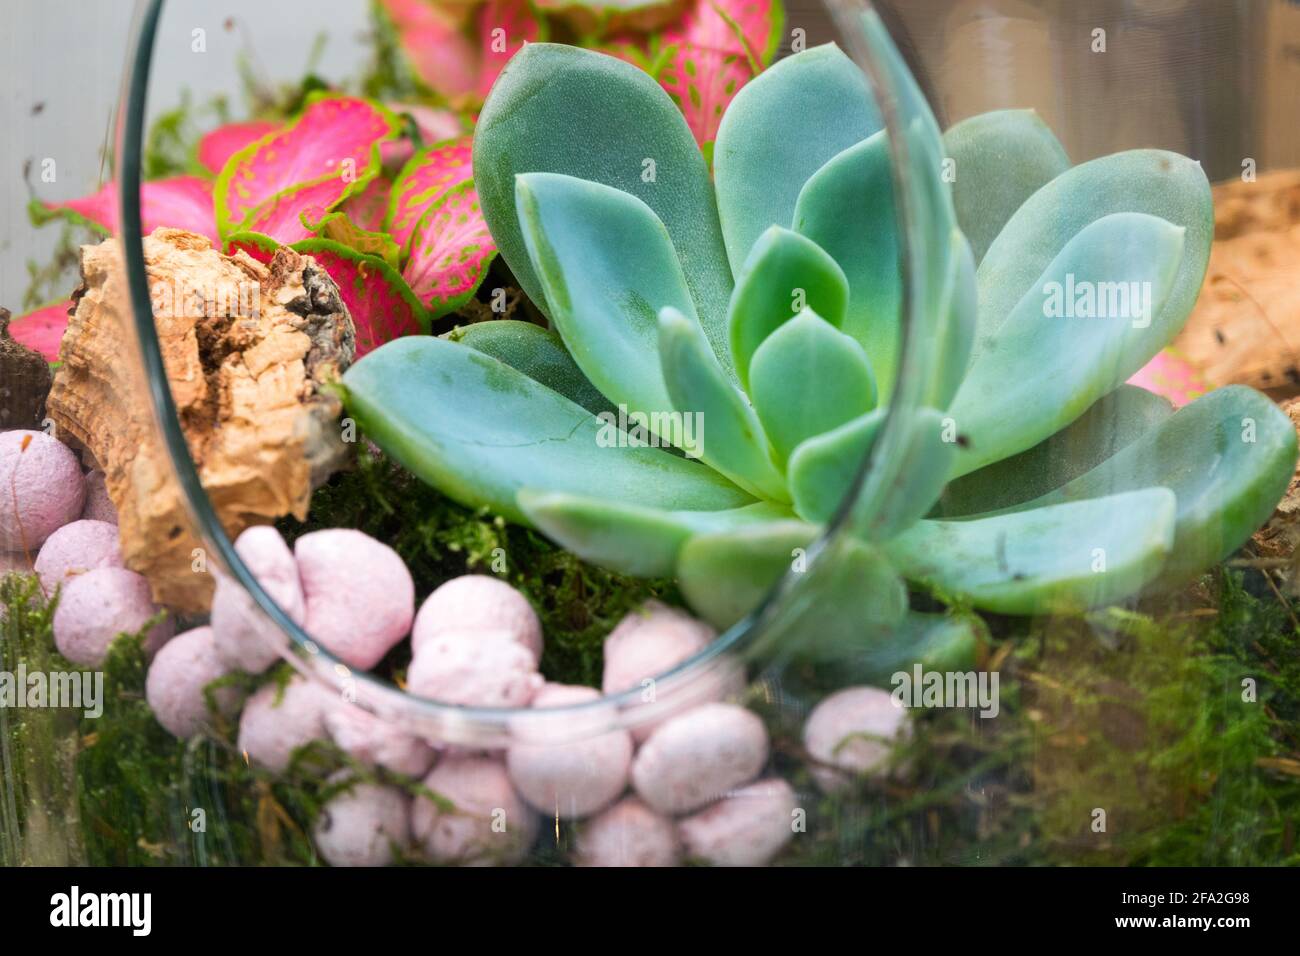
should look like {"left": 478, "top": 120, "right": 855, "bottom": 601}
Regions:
{"left": 313, "top": 774, "right": 411, "bottom": 867}
{"left": 145, "top": 626, "right": 238, "bottom": 738}
{"left": 33, "top": 519, "right": 122, "bottom": 596}
{"left": 412, "top": 574, "right": 542, "bottom": 661}
{"left": 575, "top": 797, "right": 679, "bottom": 867}
{"left": 0, "top": 430, "right": 85, "bottom": 552}
{"left": 52, "top": 567, "right": 174, "bottom": 666}
{"left": 802, "top": 686, "right": 910, "bottom": 792}
{"left": 631, "top": 703, "right": 769, "bottom": 815}
{"left": 677, "top": 778, "right": 798, "bottom": 866}
{"left": 210, "top": 525, "right": 304, "bottom": 674}
{"left": 411, "top": 756, "right": 537, "bottom": 865}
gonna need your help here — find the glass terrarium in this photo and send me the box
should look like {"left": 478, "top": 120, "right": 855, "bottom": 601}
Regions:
{"left": 3, "top": 0, "right": 1299, "bottom": 869}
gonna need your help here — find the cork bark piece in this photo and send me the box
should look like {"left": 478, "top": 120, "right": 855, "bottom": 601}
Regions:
{"left": 46, "top": 228, "right": 354, "bottom": 612}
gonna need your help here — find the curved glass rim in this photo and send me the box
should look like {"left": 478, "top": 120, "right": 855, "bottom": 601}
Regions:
{"left": 118, "top": 0, "right": 932, "bottom": 745}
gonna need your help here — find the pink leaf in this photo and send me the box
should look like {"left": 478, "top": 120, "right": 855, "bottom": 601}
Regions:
{"left": 1127, "top": 350, "right": 1210, "bottom": 408}
{"left": 6, "top": 301, "right": 71, "bottom": 363}
{"left": 343, "top": 175, "right": 393, "bottom": 233}
{"left": 214, "top": 96, "right": 397, "bottom": 236}
{"left": 387, "top": 136, "right": 474, "bottom": 251}
{"left": 240, "top": 177, "right": 352, "bottom": 245}
{"left": 475, "top": 0, "right": 542, "bottom": 99}
{"left": 381, "top": 0, "right": 481, "bottom": 101}
{"left": 381, "top": 104, "right": 464, "bottom": 172}
{"left": 44, "top": 176, "right": 218, "bottom": 243}
{"left": 402, "top": 181, "right": 497, "bottom": 317}
{"left": 197, "top": 120, "right": 281, "bottom": 175}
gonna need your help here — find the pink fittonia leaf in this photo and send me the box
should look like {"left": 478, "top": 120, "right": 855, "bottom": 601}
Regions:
{"left": 7, "top": 301, "right": 71, "bottom": 363}
{"left": 197, "top": 120, "right": 281, "bottom": 175}
{"left": 381, "top": 0, "right": 481, "bottom": 101}
{"left": 226, "top": 231, "right": 279, "bottom": 265}
{"left": 41, "top": 176, "right": 218, "bottom": 243}
{"left": 310, "top": 210, "right": 403, "bottom": 268}
{"left": 1128, "top": 349, "right": 1210, "bottom": 408}
{"left": 240, "top": 177, "right": 359, "bottom": 246}
{"left": 403, "top": 181, "right": 497, "bottom": 317}
{"left": 214, "top": 96, "right": 398, "bottom": 237}
{"left": 381, "top": 104, "right": 464, "bottom": 172}
{"left": 295, "top": 238, "right": 429, "bottom": 356}
{"left": 387, "top": 136, "right": 473, "bottom": 251}
{"left": 344, "top": 175, "right": 393, "bottom": 233}
{"left": 475, "top": 0, "right": 543, "bottom": 99}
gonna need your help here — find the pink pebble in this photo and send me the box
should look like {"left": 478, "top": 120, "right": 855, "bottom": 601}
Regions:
{"left": 412, "top": 575, "right": 543, "bottom": 661}
{"left": 0, "top": 430, "right": 85, "bottom": 552}
{"left": 575, "top": 797, "right": 680, "bottom": 867}
{"left": 52, "top": 567, "right": 174, "bottom": 666}
{"left": 210, "top": 525, "right": 304, "bottom": 674}
{"left": 506, "top": 683, "right": 632, "bottom": 819}
{"left": 677, "top": 778, "right": 798, "bottom": 867}
{"left": 602, "top": 600, "right": 714, "bottom": 694}
{"left": 313, "top": 774, "right": 411, "bottom": 867}
{"left": 324, "top": 704, "right": 436, "bottom": 778}
{"left": 34, "top": 519, "right": 122, "bottom": 596}
{"left": 145, "top": 626, "right": 238, "bottom": 738}
{"left": 407, "top": 630, "right": 542, "bottom": 708}
{"left": 236, "top": 676, "right": 336, "bottom": 773}
{"left": 81, "top": 470, "right": 117, "bottom": 524}
{"left": 802, "top": 686, "right": 911, "bottom": 792}
{"left": 295, "top": 529, "right": 414, "bottom": 670}
{"left": 631, "top": 703, "right": 769, "bottom": 815}
{"left": 411, "top": 756, "right": 538, "bottom": 865}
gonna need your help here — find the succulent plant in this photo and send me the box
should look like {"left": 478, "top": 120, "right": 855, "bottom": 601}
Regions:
{"left": 342, "top": 16, "right": 1298, "bottom": 633}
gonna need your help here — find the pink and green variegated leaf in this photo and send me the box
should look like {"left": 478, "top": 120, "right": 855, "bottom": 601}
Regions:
{"left": 381, "top": 105, "right": 464, "bottom": 172}
{"left": 402, "top": 181, "right": 497, "bottom": 317}
{"left": 39, "top": 176, "right": 218, "bottom": 242}
{"left": 7, "top": 301, "right": 71, "bottom": 363}
{"left": 386, "top": 136, "right": 473, "bottom": 251}
{"left": 380, "top": 0, "right": 481, "bottom": 101}
{"left": 309, "top": 210, "right": 402, "bottom": 268}
{"left": 294, "top": 238, "right": 429, "bottom": 356}
{"left": 225, "top": 231, "right": 279, "bottom": 264}
{"left": 344, "top": 174, "right": 393, "bottom": 232}
{"left": 215, "top": 96, "right": 398, "bottom": 237}
{"left": 241, "top": 177, "right": 362, "bottom": 245}
{"left": 197, "top": 120, "right": 280, "bottom": 175}
{"left": 1128, "top": 349, "right": 1211, "bottom": 408}
{"left": 474, "top": 0, "right": 544, "bottom": 99}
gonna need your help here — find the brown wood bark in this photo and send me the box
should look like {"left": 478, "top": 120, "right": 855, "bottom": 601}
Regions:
{"left": 0, "top": 307, "right": 53, "bottom": 431}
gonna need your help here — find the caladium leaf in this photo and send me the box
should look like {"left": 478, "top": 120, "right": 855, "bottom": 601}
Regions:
{"left": 7, "top": 301, "right": 71, "bottom": 363}
{"left": 292, "top": 238, "right": 427, "bottom": 356}
{"left": 454, "top": 319, "right": 611, "bottom": 416}
{"left": 727, "top": 225, "right": 849, "bottom": 391}
{"left": 713, "top": 43, "right": 881, "bottom": 272}
{"left": 197, "top": 120, "right": 280, "bottom": 175}
{"left": 516, "top": 172, "right": 696, "bottom": 421}
{"left": 748, "top": 308, "right": 877, "bottom": 464}
{"left": 402, "top": 180, "right": 496, "bottom": 317}
{"left": 793, "top": 131, "right": 901, "bottom": 395}
{"left": 950, "top": 212, "right": 1187, "bottom": 477}
{"left": 659, "top": 306, "right": 788, "bottom": 501}
{"left": 519, "top": 491, "right": 791, "bottom": 577}
{"left": 342, "top": 336, "right": 755, "bottom": 525}
{"left": 888, "top": 488, "right": 1178, "bottom": 614}
{"left": 42, "top": 176, "right": 218, "bottom": 242}
{"left": 474, "top": 43, "right": 733, "bottom": 347}
{"left": 1022, "top": 385, "right": 1298, "bottom": 586}
{"left": 938, "top": 384, "right": 1173, "bottom": 517}
{"left": 975, "top": 149, "right": 1213, "bottom": 359}
{"left": 387, "top": 136, "right": 473, "bottom": 252}
{"left": 214, "top": 96, "right": 397, "bottom": 238}
{"left": 942, "top": 109, "right": 1071, "bottom": 265}
{"left": 787, "top": 408, "right": 885, "bottom": 525}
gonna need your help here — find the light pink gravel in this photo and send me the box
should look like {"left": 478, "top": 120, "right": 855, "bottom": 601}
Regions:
{"left": 81, "top": 470, "right": 117, "bottom": 524}
{"left": 677, "top": 778, "right": 798, "bottom": 866}
{"left": 145, "top": 626, "right": 238, "bottom": 738}
{"left": 602, "top": 600, "right": 715, "bottom": 695}
{"left": 313, "top": 774, "right": 411, "bottom": 867}
{"left": 52, "top": 566, "right": 174, "bottom": 666}
{"left": 575, "top": 797, "right": 679, "bottom": 867}
{"left": 324, "top": 703, "right": 436, "bottom": 778}
{"left": 406, "top": 630, "right": 542, "bottom": 708}
{"left": 236, "top": 676, "right": 336, "bottom": 773}
{"left": 210, "top": 525, "right": 305, "bottom": 674}
{"left": 0, "top": 430, "right": 85, "bottom": 552}
{"left": 33, "top": 519, "right": 123, "bottom": 596}
{"left": 411, "top": 756, "right": 538, "bottom": 865}
{"left": 411, "top": 575, "right": 543, "bottom": 661}
{"left": 802, "top": 686, "right": 911, "bottom": 792}
{"left": 631, "top": 703, "right": 769, "bottom": 815}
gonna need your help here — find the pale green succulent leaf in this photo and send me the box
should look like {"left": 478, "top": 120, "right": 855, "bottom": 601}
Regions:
{"left": 942, "top": 109, "right": 1071, "bottom": 264}
{"left": 727, "top": 226, "right": 849, "bottom": 391}
{"left": 342, "top": 337, "right": 754, "bottom": 526}
{"left": 951, "top": 212, "right": 1186, "bottom": 476}
{"left": 888, "top": 488, "right": 1177, "bottom": 614}
{"left": 748, "top": 308, "right": 878, "bottom": 465}
{"left": 848, "top": 407, "right": 956, "bottom": 540}
{"left": 787, "top": 408, "right": 886, "bottom": 524}
{"left": 845, "top": 613, "right": 980, "bottom": 686}
{"left": 658, "top": 307, "right": 789, "bottom": 502}
{"left": 454, "top": 319, "right": 611, "bottom": 418}
{"left": 926, "top": 228, "right": 978, "bottom": 410}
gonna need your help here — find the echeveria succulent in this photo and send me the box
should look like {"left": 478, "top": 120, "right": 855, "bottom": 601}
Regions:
{"left": 344, "top": 20, "right": 1296, "bottom": 632}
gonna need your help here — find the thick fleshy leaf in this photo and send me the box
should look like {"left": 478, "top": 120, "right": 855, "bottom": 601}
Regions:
{"left": 888, "top": 488, "right": 1178, "bottom": 614}
{"left": 675, "top": 520, "right": 819, "bottom": 628}
{"left": 7, "top": 301, "right": 70, "bottom": 363}
{"left": 214, "top": 96, "right": 397, "bottom": 237}
{"left": 43, "top": 176, "right": 218, "bottom": 242}
{"left": 727, "top": 225, "right": 849, "bottom": 391}
{"left": 975, "top": 149, "right": 1213, "bottom": 356}
{"left": 786, "top": 408, "right": 885, "bottom": 524}
{"left": 519, "top": 491, "right": 790, "bottom": 577}
{"left": 938, "top": 384, "right": 1173, "bottom": 517}
{"left": 748, "top": 308, "right": 877, "bottom": 464}
{"left": 343, "top": 336, "right": 754, "bottom": 525}
{"left": 387, "top": 136, "right": 473, "bottom": 251}
{"left": 454, "top": 319, "right": 611, "bottom": 416}
{"left": 474, "top": 43, "right": 734, "bottom": 355}
{"left": 942, "top": 109, "right": 1071, "bottom": 265}
{"left": 403, "top": 181, "right": 497, "bottom": 317}
{"left": 1128, "top": 349, "right": 1208, "bottom": 407}
{"left": 844, "top": 613, "right": 979, "bottom": 687}
{"left": 292, "top": 239, "right": 427, "bottom": 356}
{"left": 659, "top": 307, "right": 788, "bottom": 501}
{"left": 516, "top": 173, "right": 694, "bottom": 422}
{"left": 197, "top": 120, "right": 280, "bottom": 175}
{"left": 846, "top": 407, "right": 954, "bottom": 540}
{"left": 1022, "top": 385, "right": 1298, "bottom": 586}
{"left": 950, "top": 212, "right": 1187, "bottom": 476}
{"left": 792, "top": 131, "right": 901, "bottom": 393}
{"left": 713, "top": 43, "right": 881, "bottom": 273}
{"left": 928, "top": 228, "right": 978, "bottom": 410}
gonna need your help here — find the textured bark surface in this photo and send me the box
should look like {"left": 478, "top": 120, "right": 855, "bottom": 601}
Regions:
{"left": 1172, "top": 170, "right": 1300, "bottom": 395}
{"left": 46, "top": 228, "right": 354, "bottom": 612}
{"left": 0, "top": 307, "right": 53, "bottom": 431}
